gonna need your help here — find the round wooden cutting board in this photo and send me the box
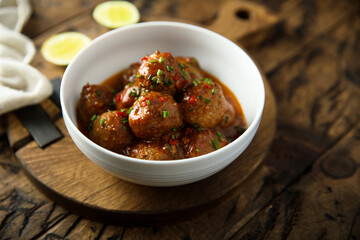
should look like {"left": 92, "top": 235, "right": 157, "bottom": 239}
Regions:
{"left": 12, "top": 1, "right": 279, "bottom": 225}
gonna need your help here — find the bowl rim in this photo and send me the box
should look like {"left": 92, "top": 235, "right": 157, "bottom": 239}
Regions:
{"left": 60, "top": 21, "right": 265, "bottom": 166}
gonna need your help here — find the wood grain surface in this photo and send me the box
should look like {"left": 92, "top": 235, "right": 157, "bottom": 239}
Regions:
{"left": 0, "top": 0, "right": 359, "bottom": 239}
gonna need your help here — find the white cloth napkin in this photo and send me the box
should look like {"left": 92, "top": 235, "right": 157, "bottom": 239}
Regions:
{"left": 0, "top": 0, "right": 53, "bottom": 115}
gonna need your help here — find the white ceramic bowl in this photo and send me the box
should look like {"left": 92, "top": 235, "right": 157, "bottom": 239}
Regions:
{"left": 60, "top": 21, "right": 265, "bottom": 187}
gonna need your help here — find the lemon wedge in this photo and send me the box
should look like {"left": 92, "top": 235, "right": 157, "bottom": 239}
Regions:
{"left": 41, "top": 32, "right": 91, "bottom": 66}
{"left": 92, "top": 1, "right": 140, "bottom": 29}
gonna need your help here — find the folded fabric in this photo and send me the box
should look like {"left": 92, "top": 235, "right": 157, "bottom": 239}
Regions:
{"left": 0, "top": 25, "right": 35, "bottom": 63}
{"left": 0, "top": 0, "right": 53, "bottom": 116}
{"left": 0, "top": 0, "right": 32, "bottom": 32}
{"left": 0, "top": 59, "right": 53, "bottom": 115}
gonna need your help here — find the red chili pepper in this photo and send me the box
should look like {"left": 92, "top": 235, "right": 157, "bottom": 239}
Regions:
{"left": 174, "top": 72, "right": 182, "bottom": 81}
{"left": 160, "top": 97, "right": 165, "bottom": 102}
{"left": 116, "top": 111, "right": 127, "bottom": 117}
{"left": 204, "top": 83, "right": 210, "bottom": 88}
{"left": 141, "top": 56, "right": 148, "bottom": 62}
{"left": 189, "top": 96, "right": 197, "bottom": 103}
{"left": 115, "top": 94, "right": 121, "bottom": 102}
{"left": 140, "top": 97, "right": 149, "bottom": 107}
{"left": 169, "top": 138, "right": 177, "bottom": 145}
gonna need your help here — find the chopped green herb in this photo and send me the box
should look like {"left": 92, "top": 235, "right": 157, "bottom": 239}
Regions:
{"left": 88, "top": 121, "right": 94, "bottom": 130}
{"left": 204, "top": 99, "right": 212, "bottom": 103}
{"left": 170, "top": 66, "right": 174, "bottom": 70}
{"left": 122, "top": 126, "right": 128, "bottom": 130}
{"left": 205, "top": 78, "right": 212, "bottom": 85}
{"left": 95, "top": 90, "right": 100, "bottom": 96}
{"left": 91, "top": 115, "right": 98, "bottom": 122}
{"left": 189, "top": 106, "right": 193, "bottom": 112}
{"left": 198, "top": 96, "right": 203, "bottom": 100}
{"left": 127, "top": 83, "right": 132, "bottom": 86}
{"left": 111, "top": 89, "right": 115, "bottom": 94}
{"left": 182, "top": 88, "right": 186, "bottom": 92}
{"left": 212, "top": 89, "right": 216, "bottom": 94}
{"left": 150, "top": 59, "right": 157, "bottom": 63}
{"left": 181, "top": 70, "right": 187, "bottom": 79}
{"left": 128, "top": 107, "right": 133, "bottom": 114}
{"left": 146, "top": 99, "right": 150, "bottom": 105}
{"left": 212, "top": 139, "right": 220, "bottom": 150}
{"left": 156, "top": 78, "right": 161, "bottom": 84}
{"left": 172, "top": 128, "right": 177, "bottom": 132}
{"left": 136, "top": 74, "right": 143, "bottom": 78}
{"left": 171, "top": 134, "right": 175, "bottom": 140}
{"left": 100, "top": 118, "right": 105, "bottom": 125}
{"left": 179, "top": 63, "right": 184, "bottom": 69}
{"left": 121, "top": 118, "right": 128, "bottom": 124}
{"left": 148, "top": 74, "right": 153, "bottom": 80}
{"left": 196, "top": 148, "right": 200, "bottom": 152}
{"left": 192, "top": 80, "right": 198, "bottom": 86}
{"left": 157, "top": 69, "right": 163, "bottom": 76}
{"left": 216, "top": 132, "right": 222, "bottom": 141}
{"left": 159, "top": 56, "right": 164, "bottom": 63}
{"left": 150, "top": 85, "right": 154, "bottom": 90}
{"left": 225, "top": 116, "right": 230, "bottom": 123}
{"left": 162, "top": 110, "right": 170, "bottom": 118}
{"left": 166, "top": 66, "right": 171, "bottom": 72}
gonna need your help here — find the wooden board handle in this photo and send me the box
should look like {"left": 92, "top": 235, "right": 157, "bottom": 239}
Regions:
{"left": 207, "top": 1, "right": 279, "bottom": 42}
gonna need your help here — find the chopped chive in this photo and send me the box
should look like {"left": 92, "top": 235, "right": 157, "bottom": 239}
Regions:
{"left": 212, "top": 139, "right": 220, "bottom": 150}
{"left": 100, "top": 118, "right": 105, "bottom": 125}
{"left": 148, "top": 74, "right": 153, "bottom": 80}
{"left": 156, "top": 78, "right": 161, "bottom": 84}
{"left": 162, "top": 110, "right": 170, "bottom": 118}
{"left": 146, "top": 100, "right": 150, "bottom": 105}
{"left": 159, "top": 56, "right": 164, "bottom": 63}
{"left": 192, "top": 81, "right": 198, "bottom": 86}
{"left": 137, "top": 74, "right": 143, "bottom": 78}
{"left": 216, "top": 132, "right": 222, "bottom": 141}
{"left": 122, "top": 126, "right": 128, "bottom": 130}
{"left": 225, "top": 116, "right": 230, "bottom": 123}
{"left": 157, "top": 69, "right": 163, "bottom": 76}
{"left": 182, "top": 88, "right": 186, "bottom": 92}
{"left": 95, "top": 90, "right": 100, "bottom": 96}
{"left": 172, "top": 128, "right": 177, "bottom": 132}
{"left": 150, "top": 85, "right": 154, "bottom": 90}
{"left": 181, "top": 70, "right": 187, "bottom": 79}
{"left": 212, "top": 89, "right": 216, "bottom": 94}
{"left": 128, "top": 107, "right": 133, "bottom": 114}
{"left": 121, "top": 118, "right": 128, "bottom": 124}
{"left": 189, "top": 106, "right": 193, "bottom": 112}
{"left": 196, "top": 148, "right": 199, "bottom": 152}
{"left": 140, "top": 83, "right": 145, "bottom": 87}
{"left": 171, "top": 134, "right": 175, "bottom": 140}
{"left": 88, "top": 122, "right": 94, "bottom": 130}
{"left": 179, "top": 63, "right": 184, "bottom": 69}
{"left": 205, "top": 78, "right": 212, "bottom": 85}
{"left": 91, "top": 115, "right": 98, "bottom": 122}
{"left": 166, "top": 66, "right": 171, "bottom": 72}
{"left": 204, "top": 99, "right": 212, "bottom": 103}
{"left": 170, "top": 66, "right": 174, "bottom": 70}
{"left": 111, "top": 89, "right": 115, "bottom": 94}
{"left": 127, "top": 83, "right": 132, "bottom": 86}
{"left": 198, "top": 96, "right": 203, "bottom": 100}
{"left": 150, "top": 59, "right": 157, "bottom": 63}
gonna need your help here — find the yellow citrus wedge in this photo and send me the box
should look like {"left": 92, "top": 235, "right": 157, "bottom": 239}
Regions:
{"left": 92, "top": 1, "right": 140, "bottom": 29}
{"left": 41, "top": 32, "right": 91, "bottom": 66}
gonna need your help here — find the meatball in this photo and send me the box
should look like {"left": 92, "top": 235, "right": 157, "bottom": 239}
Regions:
{"left": 181, "top": 78, "right": 226, "bottom": 128}
{"left": 115, "top": 83, "right": 140, "bottom": 110}
{"left": 89, "top": 111, "right": 134, "bottom": 153}
{"left": 78, "top": 84, "right": 114, "bottom": 125}
{"left": 128, "top": 141, "right": 176, "bottom": 160}
{"left": 136, "top": 51, "right": 187, "bottom": 95}
{"left": 181, "top": 128, "right": 227, "bottom": 158}
{"left": 175, "top": 56, "right": 204, "bottom": 85}
{"left": 129, "top": 91, "right": 182, "bottom": 139}
{"left": 221, "top": 100, "right": 236, "bottom": 127}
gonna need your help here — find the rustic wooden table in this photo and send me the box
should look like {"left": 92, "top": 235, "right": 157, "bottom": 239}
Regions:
{"left": 1, "top": 0, "right": 360, "bottom": 239}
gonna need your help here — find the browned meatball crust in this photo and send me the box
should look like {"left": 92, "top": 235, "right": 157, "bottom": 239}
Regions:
{"left": 115, "top": 83, "right": 140, "bottom": 110}
{"left": 129, "top": 91, "right": 182, "bottom": 140}
{"left": 181, "top": 128, "right": 227, "bottom": 158}
{"left": 175, "top": 56, "right": 204, "bottom": 86}
{"left": 181, "top": 78, "right": 226, "bottom": 128}
{"left": 78, "top": 84, "right": 114, "bottom": 125}
{"left": 136, "top": 51, "right": 187, "bottom": 95}
{"left": 128, "top": 141, "right": 176, "bottom": 160}
{"left": 89, "top": 111, "right": 134, "bottom": 153}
